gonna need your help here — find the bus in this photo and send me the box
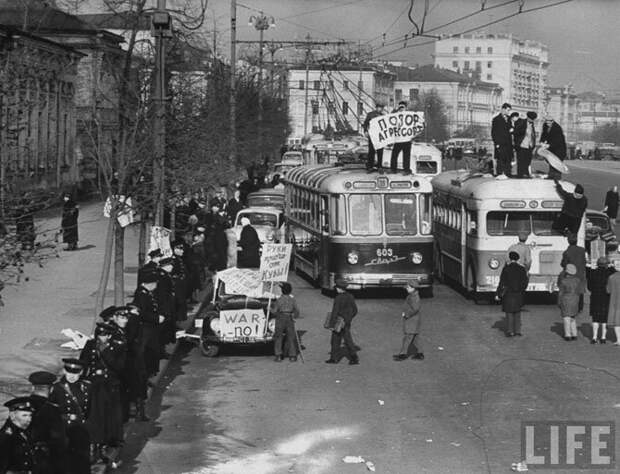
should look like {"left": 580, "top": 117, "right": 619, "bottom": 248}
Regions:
{"left": 381, "top": 141, "right": 443, "bottom": 176}
{"left": 431, "top": 170, "right": 585, "bottom": 302}
{"left": 283, "top": 164, "right": 434, "bottom": 294}
{"left": 302, "top": 137, "right": 365, "bottom": 165}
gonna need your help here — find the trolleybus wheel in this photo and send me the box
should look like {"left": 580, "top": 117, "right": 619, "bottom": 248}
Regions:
{"left": 200, "top": 342, "right": 220, "bottom": 357}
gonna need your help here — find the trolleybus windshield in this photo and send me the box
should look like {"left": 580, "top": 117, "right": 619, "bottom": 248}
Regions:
{"left": 349, "top": 194, "right": 382, "bottom": 235}
{"left": 385, "top": 194, "right": 417, "bottom": 235}
{"left": 486, "top": 211, "right": 563, "bottom": 236}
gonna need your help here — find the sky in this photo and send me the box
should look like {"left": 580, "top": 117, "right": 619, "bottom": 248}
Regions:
{"left": 204, "top": 0, "right": 619, "bottom": 93}
{"left": 77, "top": 0, "right": 619, "bottom": 93}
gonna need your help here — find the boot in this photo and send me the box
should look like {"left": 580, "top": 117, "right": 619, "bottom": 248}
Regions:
{"left": 136, "top": 399, "right": 150, "bottom": 422}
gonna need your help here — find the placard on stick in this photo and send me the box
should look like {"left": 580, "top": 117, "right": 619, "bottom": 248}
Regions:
{"left": 259, "top": 243, "right": 292, "bottom": 282}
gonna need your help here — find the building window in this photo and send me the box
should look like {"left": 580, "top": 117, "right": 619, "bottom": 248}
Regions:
{"left": 311, "top": 100, "right": 319, "bottom": 115}
{"left": 409, "top": 88, "right": 418, "bottom": 102}
{"left": 487, "top": 74, "right": 493, "bottom": 81}
{"left": 358, "top": 80, "right": 364, "bottom": 91}
{"left": 464, "top": 60, "right": 470, "bottom": 70}
{"left": 452, "top": 60, "right": 458, "bottom": 69}
{"left": 475, "top": 61, "right": 482, "bottom": 72}
{"left": 464, "top": 46, "right": 470, "bottom": 53}
{"left": 487, "top": 47, "right": 493, "bottom": 54}
{"left": 343, "top": 80, "right": 349, "bottom": 89}
{"left": 357, "top": 102, "right": 364, "bottom": 116}
{"left": 487, "top": 61, "right": 492, "bottom": 68}
{"left": 299, "top": 80, "right": 304, "bottom": 90}
{"left": 313, "top": 80, "right": 320, "bottom": 90}
{"left": 342, "top": 101, "right": 349, "bottom": 115}
{"left": 395, "top": 89, "right": 402, "bottom": 102}
{"left": 453, "top": 46, "right": 458, "bottom": 53}
{"left": 476, "top": 46, "right": 481, "bottom": 53}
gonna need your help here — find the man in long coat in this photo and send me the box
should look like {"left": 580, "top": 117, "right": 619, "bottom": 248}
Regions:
{"left": 540, "top": 116, "right": 567, "bottom": 180}
{"left": 491, "top": 102, "right": 513, "bottom": 177}
{"left": 237, "top": 217, "right": 261, "bottom": 268}
{"left": 587, "top": 257, "right": 615, "bottom": 343}
{"left": 393, "top": 280, "right": 424, "bottom": 361}
{"left": 61, "top": 193, "right": 79, "bottom": 250}
{"left": 496, "top": 251, "right": 529, "bottom": 337}
{"left": 325, "top": 281, "right": 359, "bottom": 365}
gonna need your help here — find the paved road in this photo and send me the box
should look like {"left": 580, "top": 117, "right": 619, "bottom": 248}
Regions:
{"left": 121, "top": 272, "right": 620, "bottom": 474}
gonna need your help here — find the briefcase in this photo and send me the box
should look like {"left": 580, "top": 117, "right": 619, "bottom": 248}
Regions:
{"left": 323, "top": 312, "right": 333, "bottom": 329}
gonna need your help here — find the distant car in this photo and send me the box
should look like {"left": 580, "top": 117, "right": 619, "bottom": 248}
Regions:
{"left": 234, "top": 207, "right": 284, "bottom": 244}
{"left": 585, "top": 209, "right": 618, "bottom": 253}
{"left": 246, "top": 188, "right": 284, "bottom": 210}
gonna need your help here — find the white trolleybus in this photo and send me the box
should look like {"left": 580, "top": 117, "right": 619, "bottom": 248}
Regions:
{"left": 284, "top": 164, "right": 434, "bottom": 294}
{"left": 431, "top": 170, "right": 585, "bottom": 302}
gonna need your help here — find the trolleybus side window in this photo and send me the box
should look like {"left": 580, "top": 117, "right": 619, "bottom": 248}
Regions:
{"left": 350, "top": 194, "right": 382, "bottom": 235}
{"left": 320, "top": 196, "right": 329, "bottom": 233}
{"left": 331, "top": 195, "right": 346, "bottom": 235}
{"left": 420, "top": 194, "right": 432, "bottom": 235}
{"left": 385, "top": 194, "right": 417, "bottom": 235}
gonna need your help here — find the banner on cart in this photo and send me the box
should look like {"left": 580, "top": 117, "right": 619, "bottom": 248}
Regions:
{"left": 219, "top": 309, "right": 267, "bottom": 339}
{"left": 259, "top": 243, "right": 292, "bottom": 281}
{"left": 368, "top": 111, "right": 425, "bottom": 149}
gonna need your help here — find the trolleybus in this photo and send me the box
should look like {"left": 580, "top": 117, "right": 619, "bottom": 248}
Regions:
{"left": 283, "top": 164, "right": 434, "bottom": 294}
{"left": 431, "top": 170, "right": 585, "bottom": 301}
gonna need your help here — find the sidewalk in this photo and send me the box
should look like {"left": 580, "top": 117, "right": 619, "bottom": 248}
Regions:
{"left": 0, "top": 201, "right": 141, "bottom": 415}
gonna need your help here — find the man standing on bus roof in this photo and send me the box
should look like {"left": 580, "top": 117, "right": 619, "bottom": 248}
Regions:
{"left": 390, "top": 101, "right": 412, "bottom": 175}
{"left": 508, "top": 231, "right": 532, "bottom": 272}
{"left": 491, "top": 102, "right": 513, "bottom": 178}
{"left": 496, "top": 251, "right": 529, "bottom": 337}
{"left": 552, "top": 181, "right": 587, "bottom": 235}
{"left": 363, "top": 102, "right": 386, "bottom": 173}
{"left": 513, "top": 111, "right": 538, "bottom": 178}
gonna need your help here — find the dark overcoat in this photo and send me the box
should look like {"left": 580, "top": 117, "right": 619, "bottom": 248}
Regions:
{"left": 0, "top": 419, "right": 34, "bottom": 473}
{"left": 497, "top": 262, "right": 529, "bottom": 313}
{"left": 540, "top": 121, "right": 567, "bottom": 159}
{"left": 61, "top": 200, "right": 79, "bottom": 244}
{"left": 587, "top": 266, "right": 615, "bottom": 322}
{"left": 238, "top": 225, "right": 261, "bottom": 268}
{"left": 29, "top": 394, "right": 67, "bottom": 474}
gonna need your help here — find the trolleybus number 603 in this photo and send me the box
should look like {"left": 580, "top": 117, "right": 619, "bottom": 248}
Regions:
{"left": 377, "top": 248, "right": 394, "bottom": 257}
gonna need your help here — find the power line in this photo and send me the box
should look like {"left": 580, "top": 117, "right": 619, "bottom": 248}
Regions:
{"left": 280, "top": 0, "right": 371, "bottom": 20}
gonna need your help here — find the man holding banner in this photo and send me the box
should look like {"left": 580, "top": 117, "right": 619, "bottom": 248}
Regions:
{"left": 363, "top": 102, "right": 386, "bottom": 172}
{"left": 367, "top": 102, "right": 425, "bottom": 175}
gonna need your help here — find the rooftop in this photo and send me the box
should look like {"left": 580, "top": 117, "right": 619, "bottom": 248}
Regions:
{"left": 390, "top": 64, "right": 500, "bottom": 88}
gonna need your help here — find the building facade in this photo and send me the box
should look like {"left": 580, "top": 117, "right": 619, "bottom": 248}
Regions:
{"left": 434, "top": 33, "right": 548, "bottom": 115}
{"left": 0, "top": 25, "right": 82, "bottom": 195}
{"left": 287, "top": 65, "right": 395, "bottom": 141}
{"left": 575, "top": 91, "right": 620, "bottom": 135}
{"left": 545, "top": 85, "right": 578, "bottom": 141}
{"left": 390, "top": 64, "right": 503, "bottom": 137}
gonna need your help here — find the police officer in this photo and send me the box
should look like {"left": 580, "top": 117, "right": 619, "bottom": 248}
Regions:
{"left": 171, "top": 239, "right": 189, "bottom": 322}
{"left": 122, "top": 304, "right": 149, "bottom": 422}
{"left": 137, "top": 249, "right": 163, "bottom": 286}
{"left": 132, "top": 270, "right": 163, "bottom": 378}
{"left": 49, "top": 359, "right": 91, "bottom": 474}
{"left": 0, "top": 397, "right": 35, "bottom": 473}
{"left": 79, "top": 322, "right": 125, "bottom": 468}
{"left": 272, "top": 282, "right": 300, "bottom": 362}
{"left": 157, "top": 257, "right": 176, "bottom": 354}
{"left": 28, "top": 370, "right": 67, "bottom": 474}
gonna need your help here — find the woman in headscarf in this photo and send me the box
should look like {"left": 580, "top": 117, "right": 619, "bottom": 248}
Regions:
{"left": 237, "top": 217, "right": 261, "bottom": 268}
{"left": 61, "top": 192, "right": 79, "bottom": 250}
{"left": 558, "top": 263, "right": 581, "bottom": 341}
{"left": 586, "top": 256, "right": 615, "bottom": 343}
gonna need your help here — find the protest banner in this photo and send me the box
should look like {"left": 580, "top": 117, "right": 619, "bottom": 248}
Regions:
{"left": 259, "top": 243, "right": 292, "bottom": 282}
{"left": 219, "top": 308, "right": 267, "bottom": 339}
{"left": 368, "top": 111, "right": 425, "bottom": 149}
{"left": 148, "top": 226, "right": 173, "bottom": 258}
{"left": 103, "top": 195, "right": 136, "bottom": 227}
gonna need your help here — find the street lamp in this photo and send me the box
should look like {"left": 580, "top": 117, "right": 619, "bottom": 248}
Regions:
{"left": 249, "top": 12, "right": 275, "bottom": 156}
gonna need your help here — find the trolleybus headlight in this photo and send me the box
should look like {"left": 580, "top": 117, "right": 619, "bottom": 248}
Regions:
{"left": 209, "top": 317, "right": 221, "bottom": 334}
{"left": 267, "top": 318, "right": 276, "bottom": 334}
{"left": 411, "top": 252, "right": 423, "bottom": 264}
{"left": 347, "top": 251, "right": 359, "bottom": 264}
{"left": 488, "top": 258, "right": 500, "bottom": 269}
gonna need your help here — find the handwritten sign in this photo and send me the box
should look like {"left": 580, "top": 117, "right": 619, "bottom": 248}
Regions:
{"left": 219, "top": 308, "right": 267, "bottom": 339}
{"left": 103, "top": 195, "right": 136, "bottom": 228}
{"left": 259, "top": 243, "right": 292, "bottom": 281}
{"left": 148, "top": 226, "right": 172, "bottom": 259}
{"left": 216, "top": 267, "right": 278, "bottom": 298}
{"left": 368, "top": 111, "right": 425, "bottom": 149}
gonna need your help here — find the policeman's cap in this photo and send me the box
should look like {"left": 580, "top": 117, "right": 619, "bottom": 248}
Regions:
{"left": 99, "top": 305, "right": 118, "bottom": 321}
{"left": 95, "top": 322, "right": 115, "bottom": 336}
{"left": 28, "top": 371, "right": 56, "bottom": 386}
{"left": 4, "top": 397, "right": 34, "bottom": 412}
{"left": 148, "top": 248, "right": 163, "bottom": 258}
{"left": 62, "top": 358, "right": 86, "bottom": 374}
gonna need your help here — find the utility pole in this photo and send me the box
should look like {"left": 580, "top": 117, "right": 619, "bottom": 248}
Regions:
{"left": 229, "top": 0, "right": 237, "bottom": 165}
{"left": 248, "top": 12, "right": 275, "bottom": 157}
{"left": 303, "top": 34, "right": 312, "bottom": 137}
{"left": 152, "top": 0, "right": 171, "bottom": 226}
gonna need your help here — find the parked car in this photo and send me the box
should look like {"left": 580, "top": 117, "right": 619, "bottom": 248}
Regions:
{"left": 246, "top": 188, "right": 284, "bottom": 210}
{"left": 195, "top": 268, "right": 279, "bottom": 356}
{"left": 585, "top": 209, "right": 618, "bottom": 253}
{"left": 234, "top": 207, "right": 285, "bottom": 244}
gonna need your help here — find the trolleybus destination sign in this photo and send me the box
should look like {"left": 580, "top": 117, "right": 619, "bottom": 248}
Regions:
{"left": 368, "top": 111, "right": 425, "bottom": 149}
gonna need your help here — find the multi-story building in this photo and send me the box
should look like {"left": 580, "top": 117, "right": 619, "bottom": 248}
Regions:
{"left": 0, "top": 25, "right": 82, "bottom": 194}
{"left": 390, "top": 64, "right": 503, "bottom": 137}
{"left": 434, "top": 33, "right": 549, "bottom": 115}
{"left": 545, "top": 85, "right": 578, "bottom": 141}
{"left": 287, "top": 65, "right": 395, "bottom": 141}
{"left": 575, "top": 91, "right": 620, "bottom": 135}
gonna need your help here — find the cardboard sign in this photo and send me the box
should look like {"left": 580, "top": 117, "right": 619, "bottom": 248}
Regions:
{"left": 103, "top": 195, "right": 136, "bottom": 228}
{"left": 219, "top": 308, "right": 267, "bottom": 339}
{"left": 149, "top": 226, "right": 173, "bottom": 258}
{"left": 368, "top": 111, "right": 425, "bottom": 149}
{"left": 259, "top": 243, "right": 292, "bottom": 282}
